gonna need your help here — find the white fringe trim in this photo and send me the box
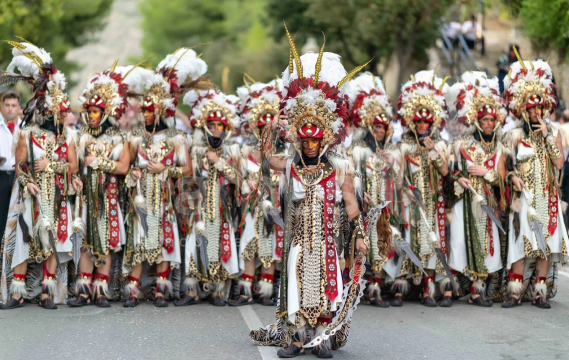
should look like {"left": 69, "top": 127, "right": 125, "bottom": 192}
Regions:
{"left": 124, "top": 282, "right": 140, "bottom": 298}
{"left": 471, "top": 279, "right": 486, "bottom": 295}
{"left": 239, "top": 279, "right": 253, "bottom": 297}
{"left": 75, "top": 277, "right": 92, "bottom": 295}
{"left": 366, "top": 283, "right": 381, "bottom": 300}
{"left": 156, "top": 277, "right": 173, "bottom": 297}
{"left": 93, "top": 279, "right": 109, "bottom": 299}
{"left": 439, "top": 277, "right": 452, "bottom": 294}
{"left": 42, "top": 277, "right": 56, "bottom": 296}
{"left": 534, "top": 282, "right": 547, "bottom": 298}
{"left": 10, "top": 278, "right": 26, "bottom": 296}
{"left": 184, "top": 277, "right": 199, "bottom": 293}
{"left": 392, "top": 279, "right": 409, "bottom": 295}
{"left": 256, "top": 279, "right": 274, "bottom": 298}
{"left": 425, "top": 279, "right": 435, "bottom": 299}
{"left": 507, "top": 279, "right": 524, "bottom": 296}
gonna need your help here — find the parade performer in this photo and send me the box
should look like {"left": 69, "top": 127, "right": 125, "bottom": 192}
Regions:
{"left": 346, "top": 72, "right": 402, "bottom": 308}
{"left": 446, "top": 72, "right": 507, "bottom": 307}
{"left": 123, "top": 49, "right": 202, "bottom": 307}
{"left": 249, "top": 27, "right": 370, "bottom": 358}
{"left": 68, "top": 63, "right": 151, "bottom": 307}
{"left": 395, "top": 70, "right": 452, "bottom": 307}
{"left": 178, "top": 88, "right": 243, "bottom": 306}
{"left": 0, "top": 40, "right": 82, "bottom": 309}
{"left": 230, "top": 79, "right": 283, "bottom": 306}
{"left": 502, "top": 55, "right": 568, "bottom": 309}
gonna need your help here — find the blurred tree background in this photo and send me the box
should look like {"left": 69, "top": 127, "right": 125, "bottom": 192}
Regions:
{"left": 0, "top": 0, "right": 113, "bottom": 88}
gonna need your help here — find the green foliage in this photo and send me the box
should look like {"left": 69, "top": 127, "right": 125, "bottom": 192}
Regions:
{"left": 0, "top": 0, "right": 113, "bottom": 87}
{"left": 139, "top": 0, "right": 288, "bottom": 93}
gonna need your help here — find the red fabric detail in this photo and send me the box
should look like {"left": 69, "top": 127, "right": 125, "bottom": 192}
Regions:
{"left": 508, "top": 271, "right": 523, "bottom": 281}
{"left": 297, "top": 124, "right": 324, "bottom": 139}
{"left": 157, "top": 268, "right": 170, "bottom": 279}
{"left": 141, "top": 102, "right": 155, "bottom": 112}
{"left": 220, "top": 175, "right": 232, "bottom": 263}
{"left": 107, "top": 174, "right": 120, "bottom": 249}
{"left": 374, "top": 277, "right": 382, "bottom": 285}
{"left": 388, "top": 249, "right": 396, "bottom": 259}
{"left": 248, "top": 154, "right": 259, "bottom": 166}
{"left": 273, "top": 186, "right": 284, "bottom": 259}
{"left": 128, "top": 276, "right": 140, "bottom": 285}
{"left": 13, "top": 273, "right": 25, "bottom": 280}
{"left": 241, "top": 273, "right": 255, "bottom": 281}
{"left": 321, "top": 171, "right": 338, "bottom": 301}
{"left": 206, "top": 111, "right": 228, "bottom": 127}
{"left": 86, "top": 94, "right": 106, "bottom": 110}
{"left": 535, "top": 276, "right": 547, "bottom": 283}
{"left": 423, "top": 276, "right": 434, "bottom": 294}
{"left": 317, "top": 316, "right": 332, "bottom": 326}
{"left": 54, "top": 142, "right": 69, "bottom": 244}
{"left": 477, "top": 105, "right": 497, "bottom": 120}
{"left": 94, "top": 273, "right": 109, "bottom": 282}
{"left": 459, "top": 147, "right": 474, "bottom": 163}
{"left": 520, "top": 140, "right": 532, "bottom": 148}
{"left": 405, "top": 155, "right": 420, "bottom": 167}
{"left": 43, "top": 262, "right": 55, "bottom": 279}
{"left": 437, "top": 178, "right": 446, "bottom": 255}
{"left": 80, "top": 272, "right": 93, "bottom": 279}
{"left": 260, "top": 273, "right": 274, "bottom": 282}
{"left": 548, "top": 182, "right": 559, "bottom": 236}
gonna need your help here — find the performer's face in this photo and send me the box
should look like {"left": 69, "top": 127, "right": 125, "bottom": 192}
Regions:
{"left": 372, "top": 123, "right": 386, "bottom": 142}
{"left": 88, "top": 106, "right": 102, "bottom": 128}
{"left": 143, "top": 109, "right": 155, "bottom": 126}
{"left": 207, "top": 120, "right": 225, "bottom": 137}
{"left": 415, "top": 120, "right": 431, "bottom": 136}
{"left": 528, "top": 106, "right": 542, "bottom": 124}
{"left": 301, "top": 138, "right": 322, "bottom": 158}
{"left": 478, "top": 114, "right": 496, "bottom": 136}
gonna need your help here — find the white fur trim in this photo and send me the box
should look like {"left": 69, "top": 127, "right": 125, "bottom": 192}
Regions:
{"left": 10, "top": 278, "right": 26, "bottom": 296}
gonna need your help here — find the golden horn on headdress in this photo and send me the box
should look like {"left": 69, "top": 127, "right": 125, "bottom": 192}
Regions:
{"left": 432, "top": 64, "right": 439, "bottom": 84}
{"left": 110, "top": 58, "right": 120, "bottom": 73}
{"left": 5, "top": 41, "right": 44, "bottom": 73}
{"left": 123, "top": 56, "right": 153, "bottom": 79}
{"left": 507, "top": 70, "right": 511, "bottom": 81}
{"left": 410, "top": 74, "right": 415, "bottom": 82}
{"left": 546, "top": 56, "right": 550, "bottom": 64}
{"left": 288, "top": 48, "right": 293, "bottom": 75}
{"left": 439, "top": 76, "right": 449, "bottom": 91}
{"left": 512, "top": 46, "right": 526, "bottom": 71}
{"left": 222, "top": 66, "right": 230, "bottom": 94}
{"left": 338, "top": 58, "right": 373, "bottom": 89}
{"left": 14, "top": 35, "right": 36, "bottom": 47}
{"left": 528, "top": 58, "right": 534, "bottom": 70}
{"left": 243, "top": 74, "right": 252, "bottom": 94}
{"left": 244, "top": 73, "right": 256, "bottom": 84}
{"left": 314, "top": 32, "right": 326, "bottom": 86}
{"left": 197, "top": 53, "right": 203, "bottom": 58}
{"left": 284, "top": 21, "right": 303, "bottom": 79}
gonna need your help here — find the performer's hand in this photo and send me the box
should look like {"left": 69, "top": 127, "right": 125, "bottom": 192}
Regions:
{"left": 131, "top": 169, "right": 142, "bottom": 181}
{"left": 467, "top": 164, "right": 488, "bottom": 177}
{"left": 423, "top": 137, "right": 435, "bottom": 151}
{"left": 532, "top": 119, "right": 548, "bottom": 137}
{"left": 382, "top": 152, "right": 394, "bottom": 167}
{"left": 148, "top": 160, "right": 165, "bottom": 174}
{"left": 72, "top": 178, "right": 83, "bottom": 192}
{"left": 247, "top": 179, "right": 257, "bottom": 191}
{"left": 205, "top": 151, "right": 220, "bottom": 164}
{"left": 363, "top": 192, "right": 372, "bottom": 205}
{"left": 356, "top": 237, "right": 368, "bottom": 254}
{"left": 27, "top": 182, "right": 40, "bottom": 196}
{"left": 85, "top": 156, "right": 97, "bottom": 167}
{"left": 34, "top": 157, "right": 49, "bottom": 172}
{"left": 512, "top": 176, "right": 525, "bottom": 192}
{"left": 457, "top": 177, "right": 472, "bottom": 189}
{"left": 274, "top": 114, "right": 288, "bottom": 129}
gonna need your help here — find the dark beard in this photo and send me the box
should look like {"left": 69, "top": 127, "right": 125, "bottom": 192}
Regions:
{"left": 300, "top": 152, "right": 327, "bottom": 165}
{"left": 474, "top": 131, "right": 494, "bottom": 143}
{"left": 145, "top": 120, "right": 168, "bottom": 133}
{"left": 40, "top": 117, "right": 63, "bottom": 134}
{"left": 207, "top": 134, "right": 225, "bottom": 148}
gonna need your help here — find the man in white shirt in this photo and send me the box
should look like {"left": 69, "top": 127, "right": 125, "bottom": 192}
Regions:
{"left": 461, "top": 15, "right": 477, "bottom": 49}
{"left": 0, "top": 91, "right": 21, "bottom": 239}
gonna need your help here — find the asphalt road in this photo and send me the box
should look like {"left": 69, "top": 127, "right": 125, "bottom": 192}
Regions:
{"left": 1, "top": 271, "right": 569, "bottom": 360}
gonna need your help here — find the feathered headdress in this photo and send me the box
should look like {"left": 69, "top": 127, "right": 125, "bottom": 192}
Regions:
{"left": 1, "top": 39, "right": 69, "bottom": 124}
{"left": 79, "top": 63, "right": 154, "bottom": 126}
{"left": 280, "top": 24, "right": 370, "bottom": 155}
{"left": 237, "top": 77, "right": 281, "bottom": 138}
{"left": 142, "top": 47, "right": 210, "bottom": 128}
{"left": 183, "top": 89, "right": 240, "bottom": 137}
{"left": 503, "top": 49, "right": 556, "bottom": 125}
{"left": 447, "top": 71, "right": 506, "bottom": 136}
{"left": 348, "top": 72, "right": 393, "bottom": 143}
{"left": 397, "top": 70, "right": 450, "bottom": 135}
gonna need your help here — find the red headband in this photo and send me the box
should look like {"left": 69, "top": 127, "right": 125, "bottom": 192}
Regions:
{"left": 477, "top": 104, "right": 497, "bottom": 119}
{"left": 526, "top": 94, "right": 544, "bottom": 109}
{"left": 413, "top": 107, "right": 433, "bottom": 123}
{"left": 86, "top": 94, "right": 105, "bottom": 110}
{"left": 298, "top": 123, "right": 324, "bottom": 139}
{"left": 59, "top": 98, "right": 71, "bottom": 112}
{"left": 207, "top": 110, "right": 228, "bottom": 127}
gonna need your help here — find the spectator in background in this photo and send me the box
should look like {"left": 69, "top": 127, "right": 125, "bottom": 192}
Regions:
{"left": 461, "top": 15, "right": 477, "bottom": 50}
{"left": 0, "top": 91, "right": 21, "bottom": 242}
{"left": 562, "top": 109, "right": 569, "bottom": 124}
{"left": 64, "top": 111, "right": 78, "bottom": 129}
{"left": 497, "top": 44, "right": 519, "bottom": 94}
